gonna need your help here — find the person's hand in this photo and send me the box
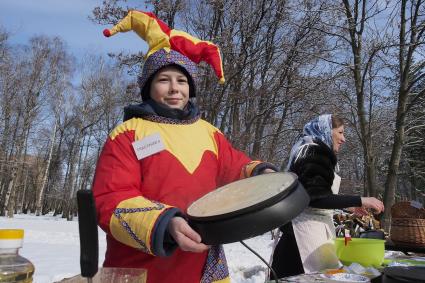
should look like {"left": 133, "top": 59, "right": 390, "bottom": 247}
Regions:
{"left": 262, "top": 168, "right": 276, "bottom": 174}
{"left": 360, "top": 197, "right": 385, "bottom": 214}
{"left": 168, "top": 217, "right": 209, "bottom": 253}
{"left": 346, "top": 206, "right": 369, "bottom": 216}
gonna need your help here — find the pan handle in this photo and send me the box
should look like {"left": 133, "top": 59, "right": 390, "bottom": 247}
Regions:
{"left": 77, "top": 189, "right": 99, "bottom": 279}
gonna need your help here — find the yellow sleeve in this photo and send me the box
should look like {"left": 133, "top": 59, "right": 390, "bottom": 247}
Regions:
{"left": 110, "top": 196, "right": 175, "bottom": 255}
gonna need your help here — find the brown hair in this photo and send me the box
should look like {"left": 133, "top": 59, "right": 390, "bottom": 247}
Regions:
{"left": 331, "top": 115, "right": 344, "bottom": 129}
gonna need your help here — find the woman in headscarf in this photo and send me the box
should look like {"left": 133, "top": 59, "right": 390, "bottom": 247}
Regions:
{"left": 270, "top": 114, "right": 384, "bottom": 279}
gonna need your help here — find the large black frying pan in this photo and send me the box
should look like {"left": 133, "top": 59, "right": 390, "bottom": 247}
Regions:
{"left": 187, "top": 172, "right": 309, "bottom": 245}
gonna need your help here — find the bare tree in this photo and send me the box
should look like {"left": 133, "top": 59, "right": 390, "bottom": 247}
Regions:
{"left": 3, "top": 37, "right": 52, "bottom": 217}
{"left": 338, "top": 0, "right": 393, "bottom": 197}
{"left": 1, "top": 0, "right": 421, "bottom": 227}
{"left": 382, "top": 0, "right": 425, "bottom": 228}
{"left": 35, "top": 99, "right": 61, "bottom": 216}
{"left": 146, "top": 0, "right": 186, "bottom": 28}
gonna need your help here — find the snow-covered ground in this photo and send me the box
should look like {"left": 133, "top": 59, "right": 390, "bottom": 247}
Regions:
{"left": 0, "top": 214, "right": 274, "bottom": 283}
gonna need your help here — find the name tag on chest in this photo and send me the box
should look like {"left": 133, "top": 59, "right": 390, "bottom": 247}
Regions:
{"left": 132, "top": 132, "right": 165, "bottom": 160}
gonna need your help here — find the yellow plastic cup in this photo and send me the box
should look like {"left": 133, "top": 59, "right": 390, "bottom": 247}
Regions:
{"left": 335, "top": 238, "right": 385, "bottom": 267}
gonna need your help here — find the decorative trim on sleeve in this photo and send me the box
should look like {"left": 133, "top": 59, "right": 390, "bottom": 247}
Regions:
{"left": 110, "top": 196, "right": 173, "bottom": 255}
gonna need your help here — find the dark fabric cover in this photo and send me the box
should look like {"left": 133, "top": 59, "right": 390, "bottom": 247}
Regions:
{"left": 271, "top": 222, "right": 304, "bottom": 279}
{"left": 289, "top": 138, "right": 337, "bottom": 201}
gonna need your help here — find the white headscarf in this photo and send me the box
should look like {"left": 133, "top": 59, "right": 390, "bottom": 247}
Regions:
{"left": 287, "top": 114, "right": 333, "bottom": 170}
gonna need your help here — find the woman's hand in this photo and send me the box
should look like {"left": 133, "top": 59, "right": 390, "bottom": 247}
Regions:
{"left": 168, "top": 217, "right": 209, "bottom": 253}
{"left": 346, "top": 206, "right": 369, "bottom": 216}
{"left": 360, "top": 197, "right": 385, "bottom": 214}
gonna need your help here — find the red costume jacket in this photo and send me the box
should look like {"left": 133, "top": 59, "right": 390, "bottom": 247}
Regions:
{"left": 92, "top": 116, "right": 264, "bottom": 283}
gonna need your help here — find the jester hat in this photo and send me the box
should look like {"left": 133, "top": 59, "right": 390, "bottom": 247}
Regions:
{"left": 138, "top": 49, "right": 198, "bottom": 100}
{"left": 103, "top": 10, "right": 225, "bottom": 99}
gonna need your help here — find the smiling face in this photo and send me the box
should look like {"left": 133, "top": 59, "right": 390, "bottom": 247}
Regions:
{"left": 150, "top": 66, "right": 190, "bottom": 110}
{"left": 332, "top": 125, "right": 346, "bottom": 153}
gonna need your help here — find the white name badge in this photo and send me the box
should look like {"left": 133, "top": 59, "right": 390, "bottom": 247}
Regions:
{"left": 132, "top": 133, "right": 165, "bottom": 160}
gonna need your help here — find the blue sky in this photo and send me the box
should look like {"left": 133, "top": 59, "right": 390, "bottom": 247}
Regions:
{"left": 0, "top": 0, "right": 146, "bottom": 57}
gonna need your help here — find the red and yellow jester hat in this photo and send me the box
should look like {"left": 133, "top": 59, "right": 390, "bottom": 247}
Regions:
{"left": 103, "top": 10, "right": 225, "bottom": 84}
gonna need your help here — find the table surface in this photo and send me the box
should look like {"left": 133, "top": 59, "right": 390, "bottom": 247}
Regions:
{"left": 385, "top": 240, "right": 425, "bottom": 254}
{"left": 267, "top": 273, "right": 328, "bottom": 282}
{"left": 268, "top": 248, "right": 425, "bottom": 282}
{"left": 266, "top": 242, "right": 425, "bottom": 283}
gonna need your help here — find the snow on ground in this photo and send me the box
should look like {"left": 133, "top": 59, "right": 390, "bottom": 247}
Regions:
{"left": 0, "top": 214, "right": 274, "bottom": 283}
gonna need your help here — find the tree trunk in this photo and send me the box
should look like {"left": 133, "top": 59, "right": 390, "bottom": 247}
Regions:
{"left": 382, "top": 89, "right": 409, "bottom": 230}
{"left": 342, "top": 0, "right": 379, "bottom": 198}
{"left": 364, "top": 148, "right": 378, "bottom": 197}
{"left": 4, "top": 165, "right": 18, "bottom": 217}
{"left": 16, "top": 170, "right": 28, "bottom": 214}
{"left": 62, "top": 131, "right": 82, "bottom": 221}
{"left": 35, "top": 119, "right": 57, "bottom": 216}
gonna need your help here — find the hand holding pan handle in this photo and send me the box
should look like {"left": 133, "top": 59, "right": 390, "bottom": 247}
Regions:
{"left": 77, "top": 189, "right": 99, "bottom": 281}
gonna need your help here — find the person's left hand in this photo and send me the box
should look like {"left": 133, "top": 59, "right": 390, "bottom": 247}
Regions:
{"left": 168, "top": 217, "right": 209, "bottom": 253}
{"left": 360, "top": 197, "right": 385, "bottom": 214}
{"left": 346, "top": 206, "right": 369, "bottom": 216}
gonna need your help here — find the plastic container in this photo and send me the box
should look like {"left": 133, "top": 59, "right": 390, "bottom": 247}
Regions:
{"left": 0, "top": 229, "right": 34, "bottom": 283}
{"left": 335, "top": 238, "right": 385, "bottom": 267}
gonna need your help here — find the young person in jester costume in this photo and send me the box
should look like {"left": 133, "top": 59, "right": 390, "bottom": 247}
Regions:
{"left": 92, "top": 10, "right": 277, "bottom": 283}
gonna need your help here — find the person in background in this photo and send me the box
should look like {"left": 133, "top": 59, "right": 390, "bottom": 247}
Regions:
{"left": 92, "top": 10, "right": 277, "bottom": 283}
{"left": 270, "top": 114, "right": 384, "bottom": 279}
